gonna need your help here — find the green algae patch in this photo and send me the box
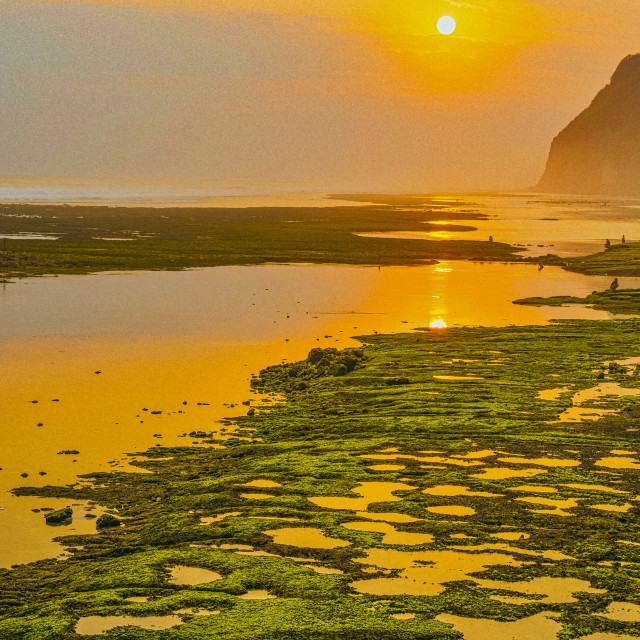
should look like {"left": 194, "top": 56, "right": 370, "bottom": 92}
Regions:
{"left": 0, "top": 199, "right": 521, "bottom": 279}
{"left": 515, "top": 289, "right": 640, "bottom": 315}
{"left": 4, "top": 320, "right": 640, "bottom": 638}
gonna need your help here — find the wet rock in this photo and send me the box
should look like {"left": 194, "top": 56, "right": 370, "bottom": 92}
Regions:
{"left": 45, "top": 506, "right": 72, "bottom": 524}
{"left": 385, "top": 378, "right": 411, "bottom": 386}
{"left": 96, "top": 513, "right": 121, "bottom": 529}
{"left": 57, "top": 450, "right": 80, "bottom": 455}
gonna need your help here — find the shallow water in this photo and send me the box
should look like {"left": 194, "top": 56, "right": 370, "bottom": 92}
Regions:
{"left": 437, "top": 612, "right": 562, "bottom": 640}
{"left": 1, "top": 239, "right": 639, "bottom": 565}
{"left": 357, "top": 193, "right": 640, "bottom": 258}
{"left": 167, "top": 565, "right": 222, "bottom": 586}
{"left": 265, "top": 527, "right": 351, "bottom": 549}
{"left": 75, "top": 615, "right": 183, "bottom": 635}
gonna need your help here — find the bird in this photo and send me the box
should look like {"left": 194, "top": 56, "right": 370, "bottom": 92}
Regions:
{"left": 609, "top": 278, "right": 619, "bottom": 292}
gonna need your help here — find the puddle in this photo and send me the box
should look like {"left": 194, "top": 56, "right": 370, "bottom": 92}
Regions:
{"left": 508, "top": 485, "right": 558, "bottom": 494}
{"left": 476, "top": 576, "right": 605, "bottom": 603}
{"left": 199, "top": 512, "right": 242, "bottom": 525}
{"left": 422, "top": 485, "right": 502, "bottom": 498}
{"left": 577, "top": 635, "right": 639, "bottom": 640}
{"left": 437, "top": 612, "right": 562, "bottom": 640}
{"left": 426, "top": 506, "right": 476, "bottom": 516}
{"left": 555, "top": 383, "right": 640, "bottom": 423}
{"left": 610, "top": 450, "right": 632, "bottom": 455}
{"left": 363, "top": 453, "right": 482, "bottom": 467}
{"left": 498, "top": 457, "right": 579, "bottom": 467}
{"left": 391, "top": 613, "right": 416, "bottom": 620}
{"left": 538, "top": 387, "right": 571, "bottom": 400}
{"left": 242, "top": 480, "right": 281, "bottom": 488}
{"left": 265, "top": 527, "right": 351, "bottom": 549}
{"left": 452, "top": 543, "right": 571, "bottom": 562}
{"left": 450, "top": 533, "right": 476, "bottom": 540}
{"left": 598, "top": 602, "right": 640, "bottom": 622}
{"left": 355, "top": 511, "right": 420, "bottom": 524}
{"left": 452, "top": 450, "right": 496, "bottom": 460}
{"left": 590, "top": 503, "right": 633, "bottom": 513}
{"left": 352, "top": 548, "right": 523, "bottom": 596}
{"left": 167, "top": 565, "right": 222, "bottom": 586}
{"left": 75, "top": 615, "right": 183, "bottom": 635}
{"left": 216, "top": 544, "right": 254, "bottom": 551}
{"left": 471, "top": 468, "right": 545, "bottom": 480}
{"left": 516, "top": 496, "right": 579, "bottom": 509}
{"left": 556, "top": 407, "right": 617, "bottom": 422}
{"left": 490, "top": 532, "right": 530, "bottom": 541}
{"left": 237, "top": 590, "right": 276, "bottom": 600}
{"left": 309, "top": 482, "right": 416, "bottom": 511}
{"left": 174, "top": 608, "right": 219, "bottom": 615}
{"left": 561, "top": 484, "right": 627, "bottom": 494}
{"left": 572, "top": 383, "right": 640, "bottom": 403}
{"left": 434, "top": 375, "right": 484, "bottom": 381}
{"left": 126, "top": 596, "right": 149, "bottom": 603}
{"left": 368, "top": 465, "right": 406, "bottom": 471}
{"left": 342, "top": 521, "right": 434, "bottom": 546}
{"left": 596, "top": 457, "right": 640, "bottom": 470}
{"left": 302, "top": 565, "right": 344, "bottom": 574}
{"left": 240, "top": 493, "right": 274, "bottom": 500}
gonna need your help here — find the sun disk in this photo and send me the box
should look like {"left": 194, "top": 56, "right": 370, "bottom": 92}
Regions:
{"left": 437, "top": 16, "right": 456, "bottom": 35}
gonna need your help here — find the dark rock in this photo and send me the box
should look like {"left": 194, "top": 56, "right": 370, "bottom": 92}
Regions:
{"left": 385, "top": 378, "right": 411, "bottom": 386}
{"left": 45, "top": 506, "right": 72, "bottom": 524}
{"left": 96, "top": 513, "right": 121, "bottom": 529}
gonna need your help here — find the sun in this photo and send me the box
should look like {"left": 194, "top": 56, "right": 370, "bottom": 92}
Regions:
{"left": 437, "top": 16, "right": 456, "bottom": 35}
{"left": 429, "top": 320, "right": 447, "bottom": 329}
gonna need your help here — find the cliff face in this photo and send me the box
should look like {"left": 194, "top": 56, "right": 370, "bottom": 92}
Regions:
{"left": 537, "top": 54, "right": 640, "bottom": 196}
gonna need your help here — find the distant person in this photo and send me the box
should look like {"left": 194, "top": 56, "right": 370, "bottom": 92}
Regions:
{"left": 489, "top": 236, "right": 493, "bottom": 243}
{"left": 622, "top": 235, "right": 626, "bottom": 244}
{"left": 538, "top": 263, "right": 544, "bottom": 271}
{"left": 605, "top": 238, "right": 611, "bottom": 249}
{"left": 610, "top": 277, "right": 619, "bottom": 292}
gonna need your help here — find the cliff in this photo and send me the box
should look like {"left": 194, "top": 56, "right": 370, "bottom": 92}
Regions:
{"left": 537, "top": 54, "right": 640, "bottom": 196}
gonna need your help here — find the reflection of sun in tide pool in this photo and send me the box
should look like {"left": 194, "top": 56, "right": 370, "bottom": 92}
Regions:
{"left": 437, "top": 16, "right": 456, "bottom": 35}
{"left": 430, "top": 320, "right": 447, "bottom": 329}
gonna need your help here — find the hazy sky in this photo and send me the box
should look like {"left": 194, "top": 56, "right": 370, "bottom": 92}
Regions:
{"left": 1, "top": 0, "right": 639, "bottom": 191}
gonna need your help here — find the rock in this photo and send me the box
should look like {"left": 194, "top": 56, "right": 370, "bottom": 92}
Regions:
{"left": 96, "top": 513, "right": 121, "bottom": 529}
{"left": 45, "top": 506, "right": 72, "bottom": 524}
{"left": 538, "top": 54, "right": 640, "bottom": 195}
{"left": 385, "top": 377, "right": 411, "bottom": 386}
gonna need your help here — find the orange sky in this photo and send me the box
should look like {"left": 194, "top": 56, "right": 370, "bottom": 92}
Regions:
{"left": 2, "top": 0, "right": 639, "bottom": 190}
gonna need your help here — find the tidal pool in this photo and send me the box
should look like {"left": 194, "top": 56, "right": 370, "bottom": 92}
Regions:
{"left": 437, "top": 612, "right": 562, "bottom": 640}
{"left": 265, "top": 527, "right": 351, "bottom": 549}
{"left": 341, "top": 521, "right": 434, "bottom": 546}
{"left": 75, "top": 615, "right": 183, "bottom": 635}
{"left": 309, "top": 482, "right": 416, "bottom": 511}
{"left": 167, "top": 565, "right": 222, "bottom": 586}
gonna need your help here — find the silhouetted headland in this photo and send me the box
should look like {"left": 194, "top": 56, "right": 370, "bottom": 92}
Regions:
{"left": 538, "top": 53, "right": 640, "bottom": 196}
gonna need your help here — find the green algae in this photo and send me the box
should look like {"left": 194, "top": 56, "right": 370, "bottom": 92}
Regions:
{"left": 3, "top": 320, "right": 640, "bottom": 637}
{"left": 0, "top": 201, "right": 519, "bottom": 279}
{"left": 515, "top": 289, "right": 640, "bottom": 315}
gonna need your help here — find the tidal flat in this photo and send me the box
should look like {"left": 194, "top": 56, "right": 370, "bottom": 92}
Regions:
{"left": 4, "top": 193, "right": 640, "bottom": 639}
{"left": 2, "top": 320, "right": 640, "bottom": 639}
